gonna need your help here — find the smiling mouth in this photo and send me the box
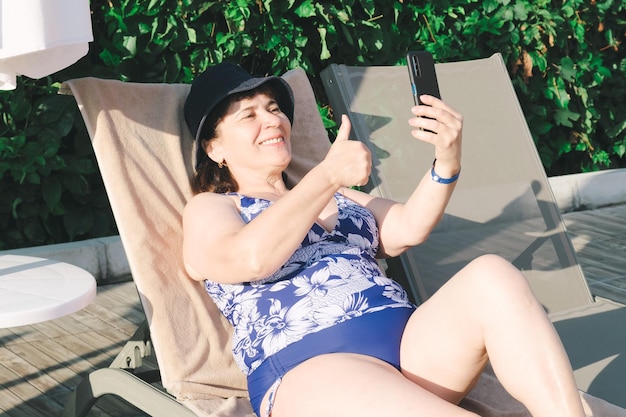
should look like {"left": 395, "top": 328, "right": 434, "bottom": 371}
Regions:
{"left": 260, "top": 137, "right": 284, "bottom": 145}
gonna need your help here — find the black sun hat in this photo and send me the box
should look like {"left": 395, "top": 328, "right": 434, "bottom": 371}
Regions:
{"left": 184, "top": 62, "right": 295, "bottom": 170}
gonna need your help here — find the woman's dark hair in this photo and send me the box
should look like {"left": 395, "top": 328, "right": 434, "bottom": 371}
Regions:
{"left": 191, "top": 84, "right": 280, "bottom": 195}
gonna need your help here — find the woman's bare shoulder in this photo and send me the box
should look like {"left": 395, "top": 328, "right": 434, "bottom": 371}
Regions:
{"left": 183, "top": 191, "right": 240, "bottom": 220}
{"left": 186, "top": 191, "right": 238, "bottom": 206}
{"left": 182, "top": 192, "right": 244, "bottom": 281}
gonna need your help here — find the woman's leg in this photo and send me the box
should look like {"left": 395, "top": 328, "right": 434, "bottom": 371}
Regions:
{"left": 267, "top": 353, "right": 479, "bottom": 417}
{"left": 400, "top": 254, "right": 585, "bottom": 417}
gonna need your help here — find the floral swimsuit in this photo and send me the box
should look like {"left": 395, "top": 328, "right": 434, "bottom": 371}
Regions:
{"left": 204, "top": 193, "right": 416, "bottom": 416}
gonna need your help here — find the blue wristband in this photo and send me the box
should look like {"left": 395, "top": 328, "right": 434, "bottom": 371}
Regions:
{"left": 430, "top": 159, "right": 460, "bottom": 184}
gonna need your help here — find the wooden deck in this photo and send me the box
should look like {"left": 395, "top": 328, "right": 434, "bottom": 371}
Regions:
{"left": 562, "top": 205, "right": 626, "bottom": 303}
{"left": 1, "top": 203, "right": 625, "bottom": 416}
{"left": 0, "top": 281, "right": 149, "bottom": 417}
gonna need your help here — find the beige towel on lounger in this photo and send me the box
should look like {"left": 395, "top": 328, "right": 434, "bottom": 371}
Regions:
{"left": 62, "top": 68, "right": 625, "bottom": 417}
{"left": 61, "top": 68, "right": 329, "bottom": 416}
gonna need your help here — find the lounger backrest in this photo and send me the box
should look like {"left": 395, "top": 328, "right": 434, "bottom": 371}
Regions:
{"left": 321, "top": 54, "right": 593, "bottom": 314}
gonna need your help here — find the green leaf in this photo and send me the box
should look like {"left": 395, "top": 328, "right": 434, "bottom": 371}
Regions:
{"left": 558, "top": 57, "right": 577, "bottom": 82}
{"left": 61, "top": 174, "right": 90, "bottom": 196}
{"left": 42, "top": 176, "right": 62, "bottom": 211}
{"left": 11, "top": 197, "right": 22, "bottom": 219}
{"left": 61, "top": 157, "right": 95, "bottom": 175}
{"left": 572, "top": 21, "right": 585, "bottom": 43}
{"left": 513, "top": 2, "right": 529, "bottom": 20}
{"left": 318, "top": 28, "right": 331, "bottom": 60}
{"left": 294, "top": 0, "right": 315, "bottom": 18}
{"left": 99, "top": 49, "right": 122, "bottom": 67}
{"left": 336, "top": 10, "right": 350, "bottom": 24}
{"left": 607, "top": 117, "right": 626, "bottom": 139}
{"left": 554, "top": 108, "right": 580, "bottom": 127}
{"left": 482, "top": 0, "right": 503, "bottom": 14}
{"left": 558, "top": 141, "right": 572, "bottom": 155}
{"left": 9, "top": 97, "right": 31, "bottom": 122}
{"left": 533, "top": 121, "right": 553, "bottom": 135}
{"left": 546, "top": 76, "right": 570, "bottom": 107}
{"left": 613, "top": 142, "right": 626, "bottom": 158}
{"left": 591, "top": 149, "right": 611, "bottom": 166}
{"left": 146, "top": 0, "right": 163, "bottom": 15}
{"left": 24, "top": 172, "right": 41, "bottom": 185}
{"left": 358, "top": 0, "right": 376, "bottom": 18}
{"left": 561, "top": 5, "right": 575, "bottom": 18}
{"left": 186, "top": 27, "right": 197, "bottom": 44}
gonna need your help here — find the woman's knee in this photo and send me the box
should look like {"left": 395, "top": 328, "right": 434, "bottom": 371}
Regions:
{"left": 458, "top": 254, "right": 537, "bottom": 306}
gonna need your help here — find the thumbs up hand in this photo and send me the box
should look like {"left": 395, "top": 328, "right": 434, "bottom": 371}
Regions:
{"left": 321, "top": 115, "right": 372, "bottom": 188}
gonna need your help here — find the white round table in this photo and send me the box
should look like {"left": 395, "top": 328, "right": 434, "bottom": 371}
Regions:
{"left": 0, "top": 254, "right": 97, "bottom": 328}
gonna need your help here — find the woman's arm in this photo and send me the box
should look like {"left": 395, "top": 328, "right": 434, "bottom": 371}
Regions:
{"left": 183, "top": 116, "right": 372, "bottom": 283}
{"left": 344, "top": 95, "right": 463, "bottom": 258}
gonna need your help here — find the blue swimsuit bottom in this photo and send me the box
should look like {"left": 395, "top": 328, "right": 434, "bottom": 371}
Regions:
{"left": 247, "top": 306, "right": 415, "bottom": 416}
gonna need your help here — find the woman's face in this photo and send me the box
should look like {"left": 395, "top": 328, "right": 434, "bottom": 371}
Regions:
{"left": 204, "top": 92, "right": 292, "bottom": 176}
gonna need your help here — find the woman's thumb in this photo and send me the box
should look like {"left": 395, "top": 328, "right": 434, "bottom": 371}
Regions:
{"left": 334, "top": 114, "right": 352, "bottom": 142}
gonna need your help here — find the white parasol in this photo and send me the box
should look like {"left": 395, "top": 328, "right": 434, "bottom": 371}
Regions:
{"left": 0, "top": 0, "right": 93, "bottom": 90}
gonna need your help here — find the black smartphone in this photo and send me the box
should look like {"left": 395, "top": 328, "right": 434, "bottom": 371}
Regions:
{"left": 406, "top": 51, "right": 441, "bottom": 105}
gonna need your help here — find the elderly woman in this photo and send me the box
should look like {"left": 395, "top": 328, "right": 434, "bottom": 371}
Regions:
{"left": 181, "top": 62, "right": 585, "bottom": 417}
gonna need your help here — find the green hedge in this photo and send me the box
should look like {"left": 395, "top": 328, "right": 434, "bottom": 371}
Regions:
{"left": 0, "top": 0, "right": 624, "bottom": 249}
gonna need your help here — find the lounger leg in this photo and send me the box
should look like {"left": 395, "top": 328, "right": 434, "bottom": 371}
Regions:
{"left": 62, "top": 368, "right": 197, "bottom": 417}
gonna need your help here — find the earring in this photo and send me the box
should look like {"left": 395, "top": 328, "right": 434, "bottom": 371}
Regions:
{"left": 218, "top": 160, "right": 227, "bottom": 169}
